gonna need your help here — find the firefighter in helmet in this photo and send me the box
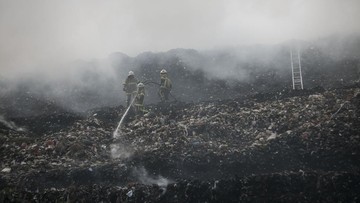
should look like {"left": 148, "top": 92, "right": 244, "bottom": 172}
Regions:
{"left": 134, "top": 82, "right": 145, "bottom": 115}
{"left": 158, "top": 69, "right": 172, "bottom": 102}
{"left": 123, "top": 71, "right": 138, "bottom": 106}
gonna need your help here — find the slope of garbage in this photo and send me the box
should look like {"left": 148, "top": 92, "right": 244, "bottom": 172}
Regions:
{"left": 1, "top": 84, "right": 360, "bottom": 202}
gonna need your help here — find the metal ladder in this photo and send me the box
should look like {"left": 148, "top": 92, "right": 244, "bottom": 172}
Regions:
{"left": 290, "top": 44, "right": 304, "bottom": 90}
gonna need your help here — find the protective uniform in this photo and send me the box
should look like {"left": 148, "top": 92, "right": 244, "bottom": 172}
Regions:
{"left": 134, "top": 83, "right": 145, "bottom": 115}
{"left": 159, "top": 69, "right": 172, "bottom": 101}
{"left": 123, "top": 71, "right": 138, "bottom": 106}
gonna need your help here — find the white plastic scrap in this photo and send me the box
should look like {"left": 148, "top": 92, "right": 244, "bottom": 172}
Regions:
{"left": 126, "top": 190, "right": 133, "bottom": 197}
{"left": 1, "top": 167, "right": 11, "bottom": 173}
{"left": 267, "top": 133, "right": 277, "bottom": 141}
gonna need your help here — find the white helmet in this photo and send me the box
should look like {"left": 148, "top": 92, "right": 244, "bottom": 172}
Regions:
{"left": 160, "top": 69, "right": 167, "bottom": 74}
{"left": 137, "top": 82, "right": 144, "bottom": 88}
{"left": 128, "top": 71, "right": 134, "bottom": 76}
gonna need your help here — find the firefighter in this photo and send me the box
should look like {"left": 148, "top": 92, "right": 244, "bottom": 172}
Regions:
{"left": 134, "top": 82, "right": 145, "bottom": 115}
{"left": 123, "top": 71, "right": 138, "bottom": 106}
{"left": 158, "top": 69, "right": 172, "bottom": 102}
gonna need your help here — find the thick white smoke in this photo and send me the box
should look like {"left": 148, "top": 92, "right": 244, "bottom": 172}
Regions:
{"left": 1, "top": 0, "right": 359, "bottom": 78}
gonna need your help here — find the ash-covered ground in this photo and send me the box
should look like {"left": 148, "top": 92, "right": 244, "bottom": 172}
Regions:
{"left": 1, "top": 83, "right": 359, "bottom": 202}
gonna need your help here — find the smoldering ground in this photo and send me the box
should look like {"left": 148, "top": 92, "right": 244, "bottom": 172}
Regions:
{"left": 1, "top": 83, "right": 359, "bottom": 202}
{"left": 0, "top": 2, "right": 360, "bottom": 201}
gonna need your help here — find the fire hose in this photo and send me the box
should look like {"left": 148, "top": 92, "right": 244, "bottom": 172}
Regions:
{"left": 113, "top": 96, "right": 137, "bottom": 138}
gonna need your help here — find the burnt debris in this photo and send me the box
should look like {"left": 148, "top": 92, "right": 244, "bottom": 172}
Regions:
{"left": 1, "top": 84, "right": 360, "bottom": 202}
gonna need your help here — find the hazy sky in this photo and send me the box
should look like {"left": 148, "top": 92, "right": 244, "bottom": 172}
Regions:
{"left": 1, "top": 0, "right": 360, "bottom": 76}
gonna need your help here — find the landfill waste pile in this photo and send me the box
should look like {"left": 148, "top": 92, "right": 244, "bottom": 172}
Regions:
{"left": 1, "top": 84, "right": 360, "bottom": 202}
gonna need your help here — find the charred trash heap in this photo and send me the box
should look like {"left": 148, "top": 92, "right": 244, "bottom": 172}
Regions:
{"left": 1, "top": 85, "right": 360, "bottom": 202}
